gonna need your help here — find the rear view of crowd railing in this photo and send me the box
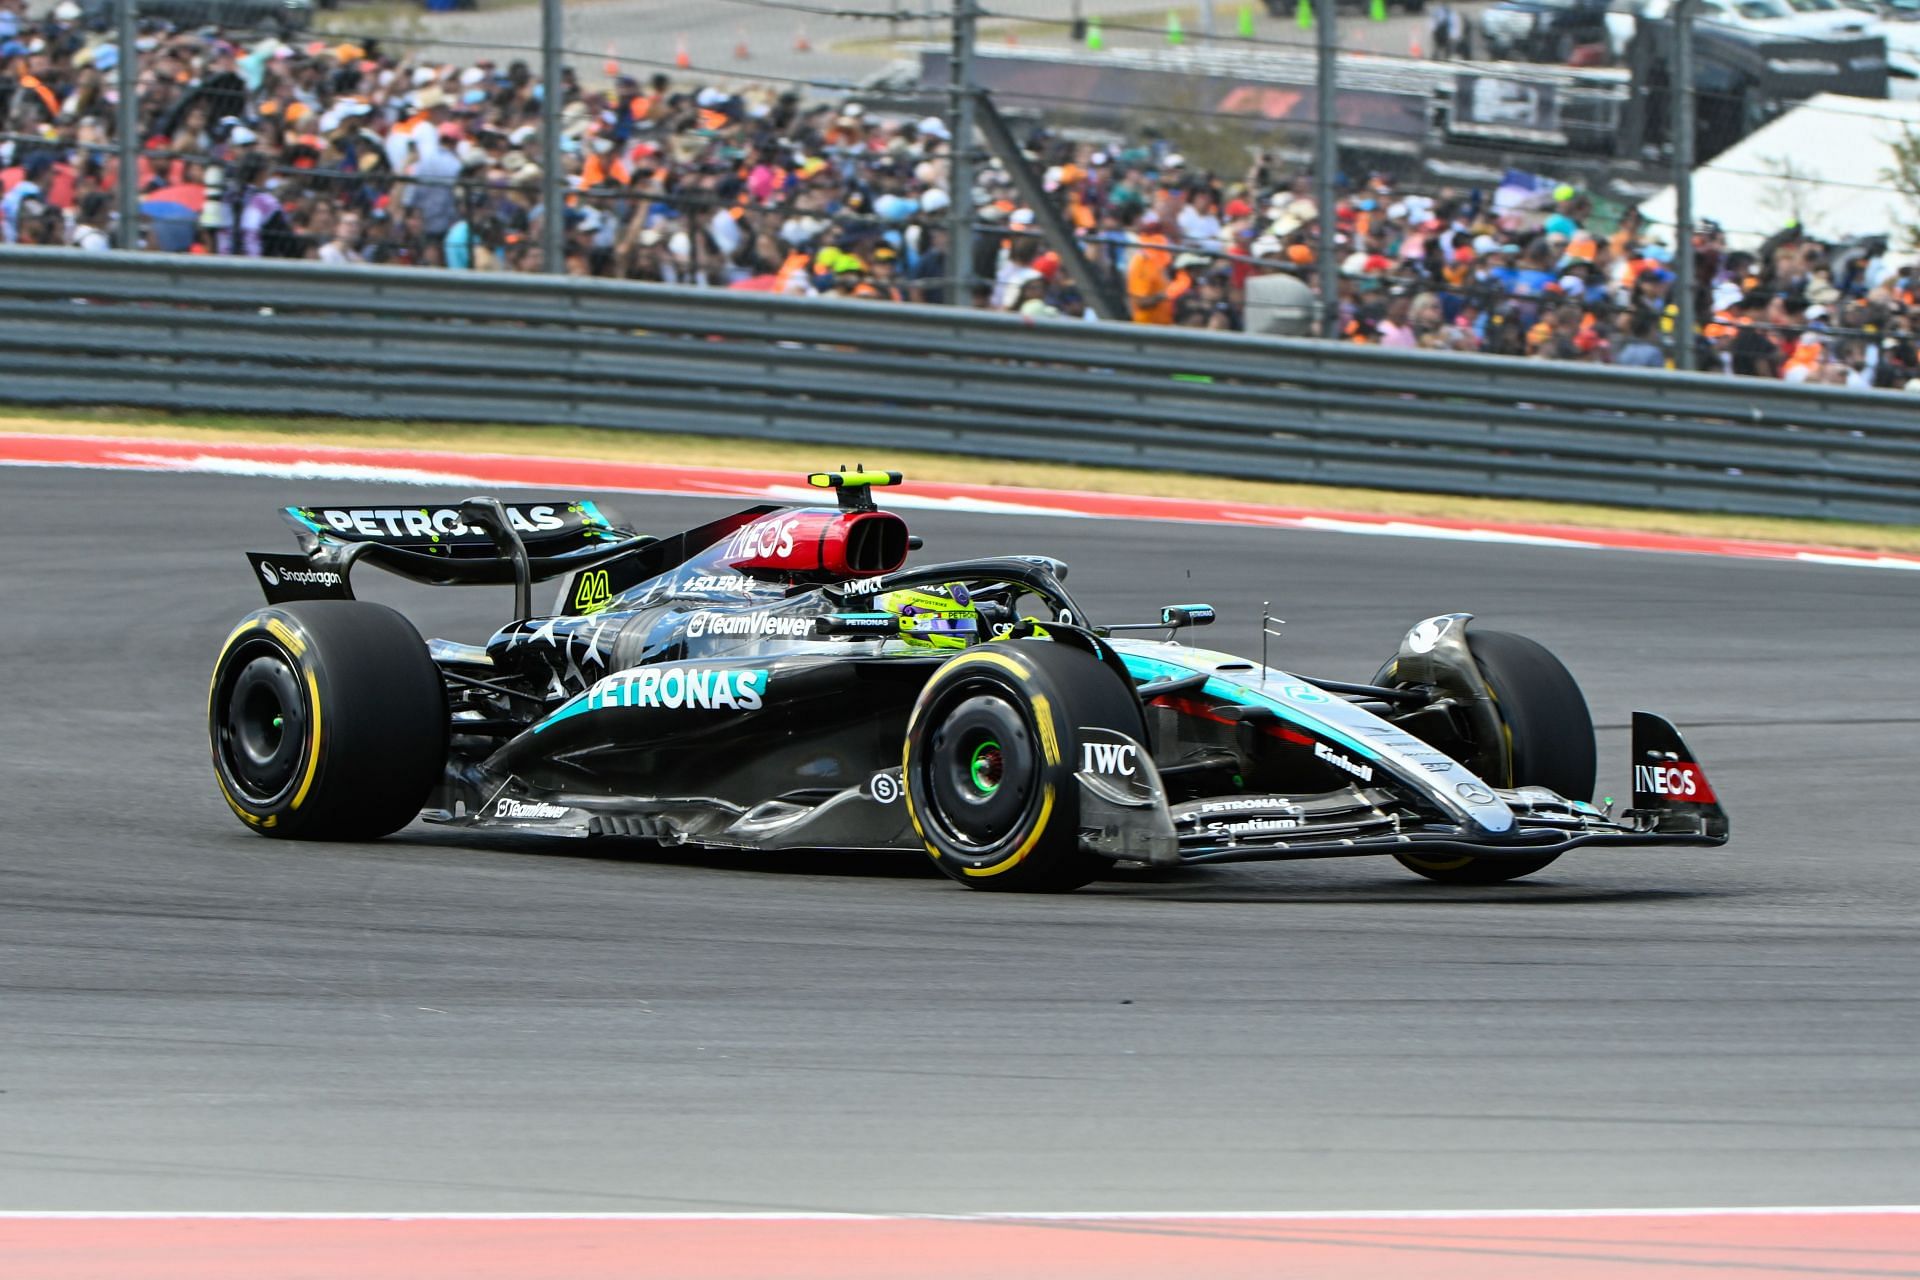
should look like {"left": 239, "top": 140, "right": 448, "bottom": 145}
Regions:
{"left": 2, "top": 246, "right": 1917, "bottom": 526}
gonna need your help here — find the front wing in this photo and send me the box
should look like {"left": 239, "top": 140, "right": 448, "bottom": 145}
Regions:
{"left": 1076, "top": 711, "right": 1729, "bottom": 868}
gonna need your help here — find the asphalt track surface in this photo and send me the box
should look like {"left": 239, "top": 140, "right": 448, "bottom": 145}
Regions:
{"left": 3, "top": 465, "right": 1916, "bottom": 1214}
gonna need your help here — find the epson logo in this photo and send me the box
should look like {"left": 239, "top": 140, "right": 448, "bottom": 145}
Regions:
{"left": 320, "top": 506, "right": 565, "bottom": 539}
{"left": 686, "top": 611, "right": 815, "bottom": 640}
{"left": 495, "top": 798, "right": 568, "bottom": 820}
{"left": 1204, "top": 817, "right": 1300, "bottom": 836}
{"left": 1314, "top": 741, "right": 1374, "bottom": 783}
{"left": 582, "top": 666, "right": 768, "bottom": 713}
{"left": 724, "top": 516, "right": 799, "bottom": 562}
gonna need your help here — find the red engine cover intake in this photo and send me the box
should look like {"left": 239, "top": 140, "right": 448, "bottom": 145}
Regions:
{"left": 721, "top": 508, "right": 909, "bottom": 577}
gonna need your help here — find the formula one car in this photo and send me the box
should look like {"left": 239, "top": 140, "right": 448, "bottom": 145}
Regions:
{"left": 208, "top": 471, "right": 1729, "bottom": 890}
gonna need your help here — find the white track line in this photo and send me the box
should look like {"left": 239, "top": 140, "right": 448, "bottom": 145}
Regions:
{"left": 0, "top": 1207, "right": 1913, "bottom": 1221}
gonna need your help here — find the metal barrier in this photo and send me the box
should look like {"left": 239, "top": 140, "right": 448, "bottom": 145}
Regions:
{"left": 3, "top": 248, "right": 1918, "bottom": 523}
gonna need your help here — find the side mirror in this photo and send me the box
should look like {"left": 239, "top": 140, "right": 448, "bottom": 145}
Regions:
{"left": 1161, "top": 604, "right": 1216, "bottom": 628}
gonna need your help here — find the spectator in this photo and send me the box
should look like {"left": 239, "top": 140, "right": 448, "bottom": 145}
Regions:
{"left": 1127, "top": 212, "right": 1174, "bottom": 325}
{"left": 1177, "top": 186, "right": 1224, "bottom": 254}
{"left": 318, "top": 210, "right": 365, "bottom": 265}
{"left": 1430, "top": 2, "right": 1454, "bottom": 59}
{"left": 70, "top": 191, "right": 111, "bottom": 251}
{"left": 2, "top": 153, "right": 50, "bottom": 244}
{"left": 1615, "top": 311, "right": 1666, "bottom": 367}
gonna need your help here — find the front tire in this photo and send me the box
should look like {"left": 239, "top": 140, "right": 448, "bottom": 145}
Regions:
{"left": 209, "top": 601, "right": 447, "bottom": 840}
{"left": 1395, "top": 628, "right": 1595, "bottom": 885}
{"left": 904, "top": 639, "right": 1145, "bottom": 892}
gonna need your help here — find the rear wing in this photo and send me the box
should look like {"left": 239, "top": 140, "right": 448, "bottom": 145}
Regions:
{"left": 283, "top": 500, "right": 628, "bottom": 559}
{"left": 248, "top": 497, "right": 783, "bottom": 621}
{"left": 250, "top": 497, "right": 655, "bottom": 617}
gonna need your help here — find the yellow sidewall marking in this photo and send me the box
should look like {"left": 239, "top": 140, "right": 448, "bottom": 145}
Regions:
{"left": 902, "top": 741, "right": 932, "bottom": 852}
{"left": 208, "top": 621, "right": 256, "bottom": 708}
{"left": 961, "top": 784, "right": 1054, "bottom": 876}
{"left": 213, "top": 773, "right": 261, "bottom": 826}
{"left": 1030, "top": 694, "right": 1060, "bottom": 768}
{"left": 265, "top": 617, "right": 306, "bottom": 658}
{"left": 289, "top": 669, "right": 323, "bottom": 811}
{"left": 936, "top": 649, "right": 1030, "bottom": 683}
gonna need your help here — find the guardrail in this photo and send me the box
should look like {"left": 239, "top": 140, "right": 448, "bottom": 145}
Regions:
{"left": 3, "top": 248, "right": 1918, "bottom": 523}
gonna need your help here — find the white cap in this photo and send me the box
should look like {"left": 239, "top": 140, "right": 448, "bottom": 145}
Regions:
{"left": 412, "top": 66, "right": 437, "bottom": 87}
{"left": 460, "top": 67, "right": 486, "bottom": 87}
{"left": 917, "top": 115, "right": 951, "bottom": 141}
{"left": 919, "top": 186, "right": 950, "bottom": 214}
{"left": 1008, "top": 207, "right": 1035, "bottom": 227}
{"left": 53, "top": 1, "right": 81, "bottom": 20}
{"left": 1164, "top": 152, "right": 1186, "bottom": 169}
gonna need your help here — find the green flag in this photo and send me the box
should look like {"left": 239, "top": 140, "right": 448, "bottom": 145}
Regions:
{"left": 1238, "top": 3, "right": 1256, "bottom": 36}
{"left": 1166, "top": 10, "right": 1184, "bottom": 44}
{"left": 1369, "top": 0, "right": 1385, "bottom": 18}
{"left": 1086, "top": 16, "right": 1104, "bottom": 49}
{"left": 1296, "top": 0, "right": 1312, "bottom": 28}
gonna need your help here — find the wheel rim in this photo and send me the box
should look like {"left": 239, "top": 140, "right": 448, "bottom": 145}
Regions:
{"left": 919, "top": 686, "right": 1040, "bottom": 856}
{"left": 968, "top": 740, "right": 1003, "bottom": 795}
{"left": 216, "top": 642, "right": 307, "bottom": 805}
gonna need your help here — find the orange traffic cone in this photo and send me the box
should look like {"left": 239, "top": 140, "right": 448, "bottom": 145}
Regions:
{"left": 793, "top": 23, "right": 811, "bottom": 52}
{"left": 734, "top": 25, "right": 750, "bottom": 59}
{"left": 1409, "top": 33, "right": 1423, "bottom": 57}
{"left": 675, "top": 34, "right": 691, "bottom": 69}
{"left": 603, "top": 40, "right": 618, "bottom": 77}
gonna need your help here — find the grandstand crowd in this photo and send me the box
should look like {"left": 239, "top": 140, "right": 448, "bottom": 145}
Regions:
{"left": 4, "top": 0, "right": 1919, "bottom": 386}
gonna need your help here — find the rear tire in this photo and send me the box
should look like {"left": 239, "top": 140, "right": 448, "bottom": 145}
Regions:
{"left": 1395, "top": 628, "right": 1595, "bottom": 885}
{"left": 904, "top": 639, "right": 1145, "bottom": 892}
{"left": 209, "top": 601, "right": 447, "bottom": 840}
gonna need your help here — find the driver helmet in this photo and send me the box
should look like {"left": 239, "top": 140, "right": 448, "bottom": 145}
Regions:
{"left": 876, "top": 582, "right": 979, "bottom": 650}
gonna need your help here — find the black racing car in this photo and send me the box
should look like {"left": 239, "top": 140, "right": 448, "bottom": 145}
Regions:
{"left": 208, "top": 470, "right": 1728, "bottom": 891}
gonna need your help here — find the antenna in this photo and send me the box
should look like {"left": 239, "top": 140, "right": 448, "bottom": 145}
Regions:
{"left": 1259, "top": 602, "right": 1285, "bottom": 677}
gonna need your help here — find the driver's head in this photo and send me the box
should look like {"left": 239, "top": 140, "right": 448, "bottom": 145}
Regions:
{"left": 877, "top": 583, "right": 979, "bottom": 650}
